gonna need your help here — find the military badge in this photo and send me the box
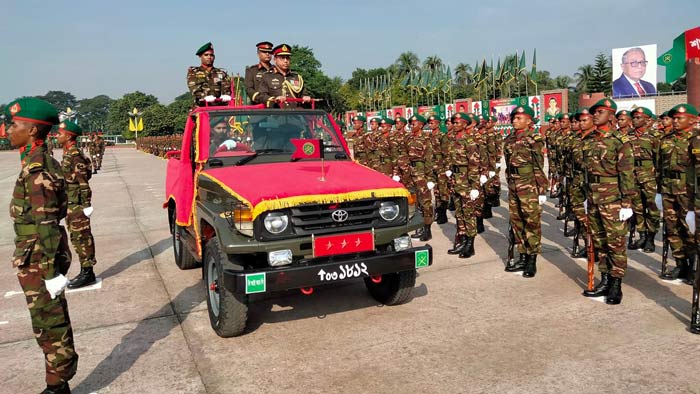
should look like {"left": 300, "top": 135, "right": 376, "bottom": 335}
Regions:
{"left": 9, "top": 103, "right": 20, "bottom": 114}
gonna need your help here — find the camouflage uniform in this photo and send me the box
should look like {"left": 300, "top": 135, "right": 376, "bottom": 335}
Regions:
{"left": 627, "top": 115, "right": 660, "bottom": 250}
{"left": 406, "top": 115, "right": 434, "bottom": 229}
{"left": 570, "top": 111, "right": 592, "bottom": 257}
{"left": 12, "top": 144, "right": 78, "bottom": 387}
{"left": 375, "top": 120, "right": 394, "bottom": 176}
{"left": 62, "top": 141, "right": 96, "bottom": 267}
{"left": 186, "top": 65, "right": 232, "bottom": 106}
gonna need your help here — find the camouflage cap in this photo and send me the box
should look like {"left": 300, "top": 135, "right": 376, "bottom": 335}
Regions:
{"left": 510, "top": 105, "right": 535, "bottom": 120}
{"left": 669, "top": 103, "right": 699, "bottom": 117}
{"left": 272, "top": 44, "right": 292, "bottom": 56}
{"left": 410, "top": 114, "right": 427, "bottom": 124}
{"left": 5, "top": 97, "right": 59, "bottom": 125}
{"left": 380, "top": 117, "right": 395, "bottom": 125}
{"left": 58, "top": 120, "right": 83, "bottom": 136}
{"left": 632, "top": 107, "right": 655, "bottom": 119}
{"left": 352, "top": 115, "right": 366, "bottom": 122}
{"left": 196, "top": 42, "right": 213, "bottom": 56}
{"left": 256, "top": 41, "right": 273, "bottom": 53}
{"left": 394, "top": 116, "right": 407, "bottom": 124}
{"left": 589, "top": 98, "right": 617, "bottom": 113}
{"left": 615, "top": 109, "right": 631, "bottom": 118}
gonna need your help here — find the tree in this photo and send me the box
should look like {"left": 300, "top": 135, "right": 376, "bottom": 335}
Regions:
{"left": 574, "top": 64, "right": 594, "bottom": 93}
{"left": 77, "top": 95, "right": 113, "bottom": 132}
{"left": 106, "top": 91, "right": 159, "bottom": 135}
{"left": 38, "top": 90, "right": 77, "bottom": 111}
{"left": 554, "top": 75, "right": 572, "bottom": 89}
{"left": 394, "top": 52, "right": 420, "bottom": 76}
{"left": 290, "top": 45, "right": 344, "bottom": 112}
{"left": 423, "top": 55, "right": 443, "bottom": 72}
{"left": 454, "top": 63, "right": 472, "bottom": 85}
{"left": 142, "top": 103, "right": 176, "bottom": 136}
{"left": 589, "top": 53, "right": 612, "bottom": 95}
{"left": 168, "top": 92, "right": 193, "bottom": 133}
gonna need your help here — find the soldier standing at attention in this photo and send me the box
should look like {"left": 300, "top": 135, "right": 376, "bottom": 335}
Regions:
{"left": 245, "top": 41, "right": 274, "bottom": 104}
{"left": 375, "top": 118, "right": 395, "bottom": 177}
{"left": 187, "top": 42, "right": 232, "bottom": 107}
{"left": 6, "top": 97, "right": 78, "bottom": 394}
{"left": 56, "top": 121, "right": 98, "bottom": 289}
{"left": 256, "top": 44, "right": 311, "bottom": 109}
{"left": 361, "top": 117, "right": 380, "bottom": 169}
{"left": 626, "top": 107, "right": 660, "bottom": 252}
{"left": 503, "top": 105, "right": 547, "bottom": 277}
{"left": 684, "top": 106, "right": 700, "bottom": 285}
{"left": 390, "top": 116, "right": 410, "bottom": 184}
{"left": 348, "top": 115, "right": 366, "bottom": 162}
{"left": 406, "top": 114, "right": 435, "bottom": 241}
{"left": 658, "top": 104, "right": 698, "bottom": 283}
{"left": 581, "top": 99, "right": 635, "bottom": 304}
{"left": 570, "top": 109, "right": 592, "bottom": 258}
{"left": 427, "top": 115, "right": 449, "bottom": 224}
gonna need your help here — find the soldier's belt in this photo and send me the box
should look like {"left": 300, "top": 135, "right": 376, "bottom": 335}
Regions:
{"left": 634, "top": 159, "right": 653, "bottom": 167}
{"left": 14, "top": 223, "right": 38, "bottom": 236}
{"left": 451, "top": 165, "right": 469, "bottom": 173}
{"left": 507, "top": 166, "right": 533, "bottom": 175}
{"left": 662, "top": 170, "right": 684, "bottom": 180}
{"left": 587, "top": 174, "right": 618, "bottom": 183}
{"left": 409, "top": 161, "right": 425, "bottom": 168}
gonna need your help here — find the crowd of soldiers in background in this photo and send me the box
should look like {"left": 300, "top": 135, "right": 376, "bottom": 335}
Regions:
{"left": 44, "top": 132, "right": 106, "bottom": 174}
{"left": 136, "top": 135, "right": 183, "bottom": 158}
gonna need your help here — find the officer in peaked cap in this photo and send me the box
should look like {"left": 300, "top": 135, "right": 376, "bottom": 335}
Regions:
{"left": 255, "top": 44, "right": 311, "bottom": 108}
{"left": 245, "top": 41, "right": 274, "bottom": 103}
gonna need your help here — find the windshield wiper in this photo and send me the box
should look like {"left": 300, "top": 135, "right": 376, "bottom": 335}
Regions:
{"left": 235, "top": 149, "right": 286, "bottom": 166}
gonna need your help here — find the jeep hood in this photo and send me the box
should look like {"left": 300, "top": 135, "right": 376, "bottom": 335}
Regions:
{"left": 201, "top": 161, "right": 409, "bottom": 219}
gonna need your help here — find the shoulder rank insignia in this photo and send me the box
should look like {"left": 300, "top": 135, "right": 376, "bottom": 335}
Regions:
{"left": 27, "top": 162, "right": 43, "bottom": 172}
{"left": 692, "top": 148, "right": 700, "bottom": 154}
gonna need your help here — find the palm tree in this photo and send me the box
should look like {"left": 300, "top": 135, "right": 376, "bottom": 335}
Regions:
{"left": 423, "top": 55, "right": 443, "bottom": 72}
{"left": 454, "top": 63, "right": 472, "bottom": 85}
{"left": 574, "top": 64, "right": 593, "bottom": 93}
{"left": 395, "top": 52, "right": 420, "bottom": 76}
{"left": 554, "top": 75, "right": 572, "bottom": 90}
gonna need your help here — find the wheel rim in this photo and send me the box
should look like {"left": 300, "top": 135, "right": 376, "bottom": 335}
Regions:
{"left": 207, "top": 255, "right": 220, "bottom": 317}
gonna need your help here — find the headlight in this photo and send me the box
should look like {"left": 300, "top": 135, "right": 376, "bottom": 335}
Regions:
{"left": 263, "top": 212, "right": 289, "bottom": 234}
{"left": 379, "top": 201, "right": 400, "bottom": 221}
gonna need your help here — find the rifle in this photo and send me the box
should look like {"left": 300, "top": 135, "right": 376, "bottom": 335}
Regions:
{"left": 571, "top": 220, "right": 580, "bottom": 256}
{"left": 507, "top": 222, "right": 515, "bottom": 266}
{"left": 691, "top": 254, "right": 700, "bottom": 334}
{"left": 584, "top": 214, "right": 596, "bottom": 291}
{"left": 661, "top": 219, "right": 669, "bottom": 278}
{"left": 627, "top": 213, "right": 637, "bottom": 248}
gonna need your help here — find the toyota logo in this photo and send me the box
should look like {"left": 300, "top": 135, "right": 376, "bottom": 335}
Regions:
{"left": 331, "top": 209, "right": 349, "bottom": 223}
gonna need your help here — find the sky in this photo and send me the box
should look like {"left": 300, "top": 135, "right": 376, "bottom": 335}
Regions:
{"left": 1, "top": 0, "right": 696, "bottom": 106}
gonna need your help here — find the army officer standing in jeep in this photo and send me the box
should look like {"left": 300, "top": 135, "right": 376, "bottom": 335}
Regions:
{"left": 253, "top": 44, "right": 311, "bottom": 109}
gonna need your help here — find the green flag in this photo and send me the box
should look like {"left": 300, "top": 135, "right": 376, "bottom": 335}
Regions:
{"left": 658, "top": 31, "right": 687, "bottom": 83}
{"left": 530, "top": 49, "right": 537, "bottom": 83}
{"left": 519, "top": 50, "right": 526, "bottom": 74}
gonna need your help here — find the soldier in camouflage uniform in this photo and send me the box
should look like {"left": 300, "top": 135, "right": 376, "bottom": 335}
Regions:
{"left": 471, "top": 114, "right": 490, "bottom": 234}
{"left": 683, "top": 105, "right": 700, "bottom": 286}
{"left": 347, "top": 115, "right": 366, "bottom": 162}
{"left": 625, "top": 107, "right": 660, "bottom": 252}
{"left": 486, "top": 116, "right": 503, "bottom": 208}
{"left": 95, "top": 133, "right": 105, "bottom": 170}
{"left": 406, "top": 115, "right": 434, "bottom": 241}
{"left": 358, "top": 117, "right": 380, "bottom": 169}
{"left": 187, "top": 42, "right": 232, "bottom": 107}
{"left": 427, "top": 115, "right": 449, "bottom": 224}
{"left": 446, "top": 113, "right": 484, "bottom": 258}
{"left": 390, "top": 116, "right": 410, "bottom": 184}
{"left": 545, "top": 117, "right": 561, "bottom": 198}
{"left": 658, "top": 104, "right": 698, "bottom": 283}
{"left": 569, "top": 109, "right": 592, "bottom": 258}
{"left": 503, "top": 106, "right": 547, "bottom": 277}
{"left": 6, "top": 98, "right": 78, "bottom": 394}
{"left": 375, "top": 118, "right": 395, "bottom": 176}
{"left": 56, "top": 121, "right": 98, "bottom": 289}
{"left": 581, "top": 98, "right": 636, "bottom": 305}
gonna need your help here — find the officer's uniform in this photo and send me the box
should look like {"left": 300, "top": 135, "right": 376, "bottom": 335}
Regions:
{"left": 245, "top": 41, "right": 274, "bottom": 104}
{"left": 6, "top": 98, "right": 78, "bottom": 393}
{"left": 186, "top": 42, "right": 232, "bottom": 106}
{"left": 256, "top": 44, "right": 307, "bottom": 109}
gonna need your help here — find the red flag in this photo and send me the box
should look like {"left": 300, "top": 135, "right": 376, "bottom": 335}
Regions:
{"left": 290, "top": 138, "right": 322, "bottom": 159}
{"left": 0, "top": 123, "right": 5, "bottom": 138}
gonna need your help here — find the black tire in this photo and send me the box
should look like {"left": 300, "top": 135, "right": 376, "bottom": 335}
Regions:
{"left": 364, "top": 269, "right": 417, "bottom": 305}
{"left": 172, "top": 222, "right": 198, "bottom": 270}
{"left": 204, "top": 238, "right": 248, "bottom": 337}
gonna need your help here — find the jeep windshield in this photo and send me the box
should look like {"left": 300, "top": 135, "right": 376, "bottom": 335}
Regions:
{"left": 204, "top": 109, "right": 348, "bottom": 167}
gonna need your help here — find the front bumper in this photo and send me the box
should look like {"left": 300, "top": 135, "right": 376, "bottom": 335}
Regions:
{"left": 223, "top": 245, "right": 432, "bottom": 295}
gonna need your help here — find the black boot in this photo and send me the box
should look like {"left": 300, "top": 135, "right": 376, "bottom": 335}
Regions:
{"left": 605, "top": 277, "right": 623, "bottom": 305}
{"left": 476, "top": 217, "right": 485, "bottom": 234}
{"left": 522, "top": 254, "right": 537, "bottom": 278}
{"left": 556, "top": 209, "right": 566, "bottom": 220}
{"left": 505, "top": 253, "right": 527, "bottom": 272}
{"left": 68, "top": 267, "right": 96, "bottom": 289}
{"left": 459, "top": 236, "right": 475, "bottom": 258}
{"left": 436, "top": 205, "right": 448, "bottom": 224}
{"left": 629, "top": 231, "right": 647, "bottom": 250}
{"left": 566, "top": 210, "right": 575, "bottom": 221}
{"left": 643, "top": 232, "right": 656, "bottom": 253}
{"left": 582, "top": 273, "right": 611, "bottom": 297}
{"left": 482, "top": 203, "right": 493, "bottom": 219}
{"left": 564, "top": 224, "right": 578, "bottom": 237}
{"left": 447, "top": 235, "right": 466, "bottom": 255}
{"left": 684, "top": 255, "right": 697, "bottom": 285}
{"left": 419, "top": 224, "right": 432, "bottom": 241}
{"left": 491, "top": 193, "right": 501, "bottom": 207}
{"left": 410, "top": 226, "right": 424, "bottom": 239}
{"left": 42, "top": 382, "right": 71, "bottom": 394}
{"left": 661, "top": 258, "right": 688, "bottom": 280}
{"left": 448, "top": 196, "right": 456, "bottom": 211}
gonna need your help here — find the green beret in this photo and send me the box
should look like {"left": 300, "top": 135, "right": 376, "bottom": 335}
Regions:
{"left": 660, "top": 111, "right": 670, "bottom": 118}
{"left": 5, "top": 97, "right": 59, "bottom": 125}
{"left": 352, "top": 115, "right": 366, "bottom": 122}
{"left": 58, "top": 120, "right": 83, "bottom": 135}
{"left": 556, "top": 113, "right": 571, "bottom": 120}
{"left": 631, "top": 107, "right": 655, "bottom": 119}
{"left": 369, "top": 117, "right": 380, "bottom": 123}
{"left": 452, "top": 112, "right": 471, "bottom": 124}
{"left": 510, "top": 105, "right": 535, "bottom": 120}
{"left": 615, "top": 110, "right": 631, "bottom": 118}
{"left": 466, "top": 113, "right": 479, "bottom": 125}
{"left": 394, "top": 116, "right": 407, "bottom": 124}
{"left": 668, "top": 103, "right": 699, "bottom": 117}
{"left": 589, "top": 98, "right": 617, "bottom": 114}
{"left": 196, "top": 42, "right": 213, "bottom": 56}
{"left": 574, "top": 108, "right": 592, "bottom": 121}
{"left": 380, "top": 117, "right": 395, "bottom": 125}
{"left": 426, "top": 114, "right": 441, "bottom": 122}
{"left": 410, "top": 114, "right": 427, "bottom": 124}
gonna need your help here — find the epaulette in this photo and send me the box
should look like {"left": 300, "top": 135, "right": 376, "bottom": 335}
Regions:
{"left": 618, "top": 134, "right": 630, "bottom": 143}
{"left": 27, "top": 161, "right": 43, "bottom": 173}
{"left": 532, "top": 133, "right": 543, "bottom": 142}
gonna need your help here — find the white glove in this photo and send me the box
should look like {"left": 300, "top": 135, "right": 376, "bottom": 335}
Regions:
{"left": 83, "top": 206, "right": 94, "bottom": 217}
{"left": 427, "top": 181, "right": 435, "bottom": 190}
{"left": 495, "top": 163, "right": 501, "bottom": 170}
{"left": 686, "top": 211, "right": 696, "bottom": 234}
{"left": 469, "top": 189, "right": 480, "bottom": 201}
{"left": 392, "top": 175, "right": 401, "bottom": 182}
{"left": 445, "top": 170, "right": 452, "bottom": 177}
{"left": 220, "top": 140, "right": 237, "bottom": 150}
{"left": 488, "top": 171, "right": 496, "bottom": 178}
{"left": 619, "top": 207, "right": 633, "bottom": 221}
{"left": 480, "top": 175, "right": 488, "bottom": 185}
{"left": 204, "top": 95, "right": 216, "bottom": 103}
{"left": 219, "top": 94, "right": 232, "bottom": 102}
{"left": 655, "top": 193, "right": 663, "bottom": 211}
{"left": 246, "top": 137, "right": 252, "bottom": 142}
{"left": 538, "top": 195, "right": 546, "bottom": 205}
{"left": 45, "top": 274, "right": 69, "bottom": 299}
{"left": 584, "top": 199, "right": 588, "bottom": 214}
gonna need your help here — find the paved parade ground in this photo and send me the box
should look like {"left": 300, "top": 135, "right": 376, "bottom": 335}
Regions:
{"left": 1, "top": 147, "right": 699, "bottom": 394}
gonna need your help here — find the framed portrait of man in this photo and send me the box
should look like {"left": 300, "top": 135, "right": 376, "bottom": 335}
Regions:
{"left": 612, "top": 44, "right": 657, "bottom": 98}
